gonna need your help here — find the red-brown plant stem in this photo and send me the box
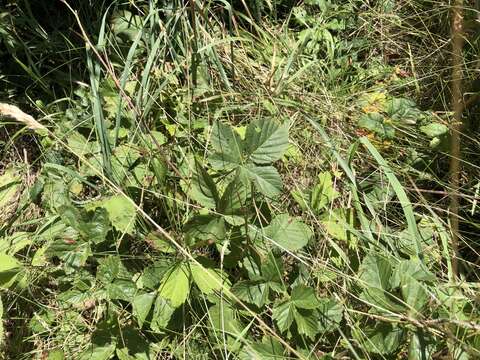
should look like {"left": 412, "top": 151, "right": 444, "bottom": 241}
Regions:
{"left": 450, "top": 0, "right": 464, "bottom": 278}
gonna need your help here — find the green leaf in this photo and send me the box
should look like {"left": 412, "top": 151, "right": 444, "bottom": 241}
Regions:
{"left": 239, "top": 337, "right": 285, "bottom": 360}
{"left": 272, "top": 301, "right": 295, "bottom": 333}
{"left": 0, "top": 297, "right": 3, "bottom": 347}
{"left": 132, "top": 292, "right": 156, "bottom": 328}
{"left": 245, "top": 119, "right": 289, "bottom": 164}
{"left": 208, "top": 302, "right": 244, "bottom": 336}
{"left": 98, "top": 195, "right": 137, "bottom": 235}
{"left": 59, "top": 206, "right": 110, "bottom": 244}
{"left": 311, "top": 172, "right": 338, "bottom": 212}
{"left": 358, "top": 253, "right": 403, "bottom": 311}
{"left": 232, "top": 281, "right": 269, "bottom": 308}
{"left": 241, "top": 164, "right": 283, "bottom": 197}
{"left": 211, "top": 122, "right": 243, "bottom": 166}
{"left": 184, "top": 215, "right": 226, "bottom": 246}
{"left": 357, "top": 323, "right": 405, "bottom": 355}
{"left": 186, "top": 160, "right": 219, "bottom": 209}
{"left": 151, "top": 296, "right": 175, "bottom": 331}
{"left": 419, "top": 123, "right": 448, "bottom": 138}
{"left": 107, "top": 280, "right": 137, "bottom": 301}
{"left": 0, "top": 167, "right": 22, "bottom": 213}
{"left": 218, "top": 172, "right": 249, "bottom": 215}
{"left": 294, "top": 308, "right": 319, "bottom": 340}
{"left": 79, "top": 343, "right": 116, "bottom": 360}
{"left": 358, "top": 113, "right": 395, "bottom": 139}
{"left": 291, "top": 285, "right": 320, "bottom": 309}
{"left": 0, "top": 253, "right": 21, "bottom": 288}
{"left": 158, "top": 263, "right": 190, "bottom": 308}
{"left": 262, "top": 214, "right": 312, "bottom": 252}
{"left": 97, "top": 256, "right": 131, "bottom": 284}
{"left": 190, "top": 262, "right": 231, "bottom": 294}
{"left": 317, "top": 298, "right": 343, "bottom": 333}
{"left": 321, "top": 208, "right": 356, "bottom": 244}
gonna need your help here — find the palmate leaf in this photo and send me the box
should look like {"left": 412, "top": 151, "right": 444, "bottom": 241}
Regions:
{"left": 245, "top": 119, "right": 289, "bottom": 164}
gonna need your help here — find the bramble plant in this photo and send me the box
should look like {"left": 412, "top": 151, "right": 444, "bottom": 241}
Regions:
{"left": 1, "top": 1, "right": 480, "bottom": 359}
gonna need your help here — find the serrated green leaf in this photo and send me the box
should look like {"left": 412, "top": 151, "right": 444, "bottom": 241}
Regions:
{"left": 232, "top": 281, "right": 269, "bottom": 308}
{"left": 272, "top": 301, "right": 295, "bottom": 333}
{"left": 184, "top": 215, "right": 226, "bottom": 246}
{"left": 158, "top": 263, "right": 190, "bottom": 308}
{"left": 208, "top": 302, "right": 244, "bottom": 336}
{"left": 263, "top": 214, "right": 312, "bottom": 252}
{"left": 239, "top": 337, "right": 285, "bottom": 360}
{"left": 79, "top": 343, "right": 116, "bottom": 360}
{"left": 317, "top": 298, "right": 343, "bottom": 333}
{"left": 132, "top": 292, "right": 156, "bottom": 328}
{"left": 211, "top": 122, "right": 243, "bottom": 166}
{"left": 358, "top": 253, "right": 403, "bottom": 312}
{"left": 151, "top": 296, "right": 175, "bottom": 331}
{"left": 241, "top": 164, "right": 282, "bottom": 197}
{"left": 294, "top": 308, "right": 319, "bottom": 340}
{"left": 98, "top": 195, "right": 137, "bottom": 235}
{"left": 245, "top": 119, "right": 289, "bottom": 164}
{"left": 190, "top": 263, "right": 230, "bottom": 294}
{"left": 218, "top": 173, "right": 249, "bottom": 215}
{"left": 419, "top": 122, "right": 448, "bottom": 138}
{"left": 186, "top": 160, "right": 219, "bottom": 209}
{"left": 291, "top": 285, "right": 320, "bottom": 309}
{"left": 357, "top": 323, "right": 405, "bottom": 355}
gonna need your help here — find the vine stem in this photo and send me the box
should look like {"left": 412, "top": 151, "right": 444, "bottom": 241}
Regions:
{"left": 450, "top": 0, "right": 464, "bottom": 278}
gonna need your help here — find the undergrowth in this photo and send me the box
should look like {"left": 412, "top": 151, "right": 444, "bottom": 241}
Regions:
{"left": 0, "top": 0, "right": 479, "bottom": 359}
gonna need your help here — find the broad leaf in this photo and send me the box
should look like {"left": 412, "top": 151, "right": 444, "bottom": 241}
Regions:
{"left": 186, "top": 160, "right": 219, "bottom": 209}
{"left": 158, "top": 263, "right": 190, "bottom": 308}
{"left": 294, "top": 308, "right": 319, "bottom": 340}
{"left": 218, "top": 173, "right": 249, "bottom": 215}
{"left": 317, "top": 298, "right": 343, "bottom": 333}
{"left": 208, "top": 302, "right": 244, "bottom": 336}
{"left": 357, "top": 323, "right": 405, "bottom": 355}
{"left": 358, "top": 253, "right": 402, "bottom": 311}
{"left": 272, "top": 301, "right": 295, "bottom": 333}
{"left": 239, "top": 337, "right": 285, "bottom": 360}
{"left": 184, "top": 215, "right": 226, "bottom": 246}
{"left": 151, "top": 296, "right": 175, "bottom": 331}
{"left": 132, "top": 292, "right": 156, "bottom": 328}
{"left": 262, "top": 214, "right": 312, "bottom": 252}
{"left": 232, "top": 281, "right": 269, "bottom": 308}
{"left": 291, "top": 285, "right": 320, "bottom": 309}
{"left": 190, "top": 262, "right": 231, "bottom": 294}
{"left": 210, "top": 122, "right": 243, "bottom": 166}
{"left": 245, "top": 119, "right": 289, "bottom": 164}
{"left": 241, "top": 164, "right": 282, "bottom": 197}
{"left": 91, "top": 195, "right": 137, "bottom": 235}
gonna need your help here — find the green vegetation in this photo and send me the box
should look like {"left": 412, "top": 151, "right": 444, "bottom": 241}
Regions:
{"left": 1, "top": 0, "right": 480, "bottom": 358}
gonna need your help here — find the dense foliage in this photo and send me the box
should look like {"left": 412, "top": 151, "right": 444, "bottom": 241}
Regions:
{"left": 1, "top": 0, "right": 480, "bottom": 359}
